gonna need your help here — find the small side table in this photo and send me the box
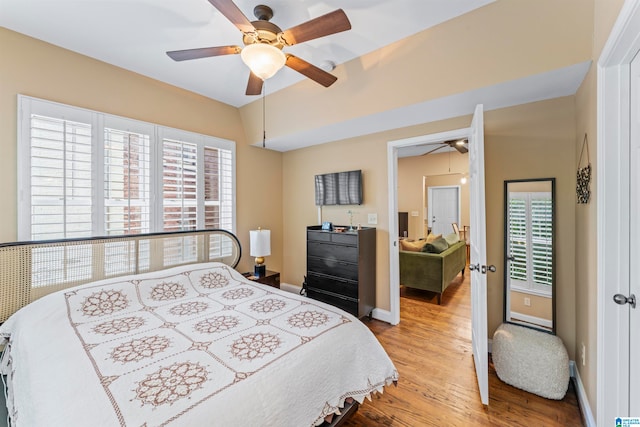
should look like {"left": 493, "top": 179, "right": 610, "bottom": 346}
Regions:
{"left": 242, "top": 270, "right": 280, "bottom": 289}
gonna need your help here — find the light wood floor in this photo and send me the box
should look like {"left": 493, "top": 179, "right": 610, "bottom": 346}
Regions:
{"left": 343, "top": 272, "right": 584, "bottom": 427}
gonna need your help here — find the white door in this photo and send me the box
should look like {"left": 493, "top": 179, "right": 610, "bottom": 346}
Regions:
{"left": 428, "top": 186, "right": 459, "bottom": 235}
{"left": 469, "top": 104, "right": 489, "bottom": 405}
{"left": 628, "top": 50, "right": 640, "bottom": 412}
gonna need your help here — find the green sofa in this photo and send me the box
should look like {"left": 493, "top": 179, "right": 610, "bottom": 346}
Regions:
{"left": 399, "top": 240, "right": 466, "bottom": 304}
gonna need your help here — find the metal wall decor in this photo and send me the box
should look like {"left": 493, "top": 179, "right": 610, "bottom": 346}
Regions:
{"left": 576, "top": 134, "right": 591, "bottom": 204}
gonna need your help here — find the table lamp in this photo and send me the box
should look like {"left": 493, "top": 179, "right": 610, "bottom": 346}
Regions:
{"left": 250, "top": 228, "right": 271, "bottom": 277}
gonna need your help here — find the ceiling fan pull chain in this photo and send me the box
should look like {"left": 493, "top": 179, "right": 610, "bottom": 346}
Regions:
{"left": 262, "top": 81, "right": 266, "bottom": 148}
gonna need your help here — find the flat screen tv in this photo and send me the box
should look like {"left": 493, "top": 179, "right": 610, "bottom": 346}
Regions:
{"left": 315, "top": 170, "right": 363, "bottom": 206}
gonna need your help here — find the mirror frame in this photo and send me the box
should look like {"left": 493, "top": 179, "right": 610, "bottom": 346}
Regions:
{"left": 503, "top": 177, "right": 556, "bottom": 335}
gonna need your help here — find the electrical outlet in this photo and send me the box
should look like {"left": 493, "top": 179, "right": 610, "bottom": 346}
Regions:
{"left": 524, "top": 297, "right": 531, "bottom": 307}
{"left": 581, "top": 343, "right": 586, "bottom": 366}
{"left": 368, "top": 213, "right": 377, "bottom": 225}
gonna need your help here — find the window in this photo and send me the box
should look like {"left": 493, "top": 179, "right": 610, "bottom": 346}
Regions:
{"left": 18, "top": 95, "right": 236, "bottom": 241}
{"left": 507, "top": 191, "right": 553, "bottom": 296}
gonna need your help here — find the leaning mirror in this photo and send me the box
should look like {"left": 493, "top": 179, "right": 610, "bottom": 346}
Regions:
{"left": 504, "top": 178, "right": 555, "bottom": 334}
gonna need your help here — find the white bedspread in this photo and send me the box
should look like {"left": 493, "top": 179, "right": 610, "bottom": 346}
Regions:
{"left": 0, "top": 262, "right": 397, "bottom": 427}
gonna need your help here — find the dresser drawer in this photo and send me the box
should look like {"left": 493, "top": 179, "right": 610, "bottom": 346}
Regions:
{"left": 307, "top": 272, "right": 358, "bottom": 299}
{"left": 307, "top": 288, "right": 358, "bottom": 317}
{"left": 308, "top": 241, "right": 358, "bottom": 263}
{"left": 307, "top": 256, "right": 358, "bottom": 281}
{"left": 331, "top": 232, "right": 357, "bottom": 245}
{"left": 307, "top": 230, "right": 332, "bottom": 242}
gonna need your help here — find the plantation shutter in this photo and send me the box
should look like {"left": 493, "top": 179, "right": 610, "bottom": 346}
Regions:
{"left": 162, "top": 139, "right": 198, "bottom": 232}
{"left": 531, "top": 196, "right": 553, "bottom": 290}
{"left": 104, "top": 127, "right": 151, "bottom": 235}
{"left": 507, "top": 191, "right": 553, "bottom": 295}
{"left": 29, "top": 114, "right": 93, "bottom": 240}
{"left": 508, "top": 197, "right": 527, "bottom": 283}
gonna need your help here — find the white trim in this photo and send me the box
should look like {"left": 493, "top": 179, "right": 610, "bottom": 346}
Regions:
{"left": 508, "top": 311, "right": 553, "bottom": 329}
{"left": 387, "top": 128, "right": 471, "bottom": 326}
{"left": 371, "top": 308, "right": 393, "bottom": 323}
{"left": 596, "top": 1, "right": 640, "bottom": 423}
{"left": 570, "top": 361, "right": 597, "bottom": 427}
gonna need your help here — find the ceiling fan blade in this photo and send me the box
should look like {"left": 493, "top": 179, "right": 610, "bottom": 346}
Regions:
{"left": 166, "top": 46, "right": 241, "bottom": 61}
{"left": 207, "top": 0, "right": 255, "bottom": 33}
{"left": 421, "top": 145, "right": 447, "bottom": 156}
{"left": 246, "top": 72, "right": 263, "bottom": 96}
{"left": 445, "top": 139, "right": 469, "bottom": 154}
{"left": 455, "top": 144, "right": 469, "bottom": 154}
{"left": 285, "top": 55, "right": 338, "bottom": 87}
{"left": 280, "top": 9, "right": 351, "bottom": 46}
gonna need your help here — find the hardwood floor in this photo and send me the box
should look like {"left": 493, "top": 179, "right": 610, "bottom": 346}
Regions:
{"left": 343, "top": 273, "right": 583, "bottom": 427}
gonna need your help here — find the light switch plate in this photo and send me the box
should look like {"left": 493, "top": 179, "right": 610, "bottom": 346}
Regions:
{"left": 367, "top": 213, "right": 377, "bottom": 225}
{"left": 411, "top": 211, "right": 419, "bottom": 217}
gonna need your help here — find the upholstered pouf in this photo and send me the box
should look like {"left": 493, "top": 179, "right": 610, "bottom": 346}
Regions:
{"left": 492, "top": 323, "right": 569, "bottom": 400}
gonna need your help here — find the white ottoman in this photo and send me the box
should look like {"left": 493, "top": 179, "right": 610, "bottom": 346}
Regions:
{"left": 492, "top": 323, "right": 569, "bottom": 400}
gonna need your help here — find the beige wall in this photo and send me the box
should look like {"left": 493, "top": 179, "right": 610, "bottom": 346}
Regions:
{"left": 510, "top": 291, "right": 552, "bottom": 322}
{"left": 283, "top": 96, "right": 577, "bottom": 359}
{"left": 573, "top": 0, "right": 625, "bottom": 417}
{"left": 0, "top": 28, "right": 283, "bottom": 274}
{"left": 398, "top": 153, "right": 469, "bottom": 240}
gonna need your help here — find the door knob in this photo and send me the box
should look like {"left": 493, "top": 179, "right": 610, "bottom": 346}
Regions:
{"left": 469, "top": 264, "right": 480, "bottom": 272}
{"left": 482, "top": 265, "right": 497, "bottom": 273}
{"left": 613, "top": 293, "right": 636, "bottom": 309}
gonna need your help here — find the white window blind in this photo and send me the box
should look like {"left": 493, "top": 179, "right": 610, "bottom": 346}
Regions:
{"left": 507, "top": 191, "right": 553, "bottom": 296}
{"left": 29, "top": 114, "right": 93, "bottom": 240}
{"left": 104, "top": 127, "right": 151, "bottom": 235}
{"left": 18, "top": 95, "right": 236, "bottom": 287}
{"left": 163, "top": 139, "right": 198, "bottom": 232}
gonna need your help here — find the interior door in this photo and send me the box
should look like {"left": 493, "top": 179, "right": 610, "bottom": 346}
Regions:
{"left": 429, "top": 186, "right": 459, "bottom": 235}
{"left": 629, "top": 51, "right": 639, "bottom": 412}
{"left": 469, "top": 104, "right": 489, "bottom": 405}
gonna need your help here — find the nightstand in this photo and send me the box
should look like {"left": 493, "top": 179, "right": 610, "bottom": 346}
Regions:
{"left": 242, "top": 270, "right": 280, "bottom": 289}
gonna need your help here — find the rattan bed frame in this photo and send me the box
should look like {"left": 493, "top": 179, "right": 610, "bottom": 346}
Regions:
{"left": 0, "top": 229, "right": 241, "bottom": 323}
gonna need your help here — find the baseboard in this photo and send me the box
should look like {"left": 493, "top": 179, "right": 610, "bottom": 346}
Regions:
{"left": 371, "top": 308, "right": 392, "bottom": 323}
{"left": 569, "top": 361, "right": 596, "bottom": 427}
{"left": 280, "top": 282, "right": 302, "bottom": 294}
{"left": 509, "top": 311, "right": 553, "bottom": 329}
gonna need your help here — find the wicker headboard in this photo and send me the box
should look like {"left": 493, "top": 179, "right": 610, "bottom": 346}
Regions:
{"left": 0, "top": 229, "right": 241, "bottom": 323}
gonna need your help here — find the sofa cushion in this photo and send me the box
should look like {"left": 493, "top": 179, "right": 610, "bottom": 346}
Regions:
{"left": 400, "top": 239, "right": 426, "bottom": 252}
{"left": 422, "top": 237, "right": 449, "bottom": 253}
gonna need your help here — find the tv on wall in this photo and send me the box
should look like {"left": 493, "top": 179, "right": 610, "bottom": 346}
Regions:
{"left": 314, "top": 170, "right": 363, "bottom": 206}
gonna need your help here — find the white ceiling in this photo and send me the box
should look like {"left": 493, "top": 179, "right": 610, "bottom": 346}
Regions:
{"left": 0, "top": 0, "right": 495, "bottom": 108}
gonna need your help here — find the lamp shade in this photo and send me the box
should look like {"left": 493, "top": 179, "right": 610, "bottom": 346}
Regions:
{"left": 250, "top": 229, "right": 271, "bottom": 257}
{"left": 240, "top": 44, "right": 286, "bottom": 80}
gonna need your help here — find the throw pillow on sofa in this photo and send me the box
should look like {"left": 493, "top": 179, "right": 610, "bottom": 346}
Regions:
{"left": 422, "top": 237, "right": 449, "bottom": 253}
{"left": 444, "top": 232, "right": 460, "bottom": 245}
{"left": 400, "top": 239, "right": 426, "bottom": 252}
{"left": 425, "top": 233, "right": 442, "bottom": 243}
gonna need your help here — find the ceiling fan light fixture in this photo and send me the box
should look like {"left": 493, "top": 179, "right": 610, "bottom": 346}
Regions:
{"left": 241, "top": 43, "right": 286, "bottom": 80}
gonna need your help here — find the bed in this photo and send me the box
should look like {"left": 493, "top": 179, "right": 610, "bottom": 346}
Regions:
{"left": 0, "top": 231, "right": 398, "bottom": 427}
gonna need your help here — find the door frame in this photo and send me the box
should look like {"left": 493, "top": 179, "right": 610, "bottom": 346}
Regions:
{"left": 426, "top": 185, "right": 461, "bottom": 235}
{"left": 387, "top": 127, "right": 471, "bottom": 325}
{"left": 597, "top": 0, "right": 640, "bottom": 423}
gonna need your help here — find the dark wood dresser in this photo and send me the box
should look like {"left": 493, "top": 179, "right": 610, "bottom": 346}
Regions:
{"left": 306, "top": 225, "right": 376, "bottom": 318}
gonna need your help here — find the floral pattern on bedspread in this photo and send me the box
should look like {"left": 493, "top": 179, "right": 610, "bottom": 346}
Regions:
{"left": 64, "top": 264, "right": 351, "bottom": 426}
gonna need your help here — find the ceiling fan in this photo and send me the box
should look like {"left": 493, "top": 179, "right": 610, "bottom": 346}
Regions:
{"left": 166, "top": 0, "right": 351, "bottom": 96}
{"left": 421, "top": 139, "right": 469, "bottom": 156}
